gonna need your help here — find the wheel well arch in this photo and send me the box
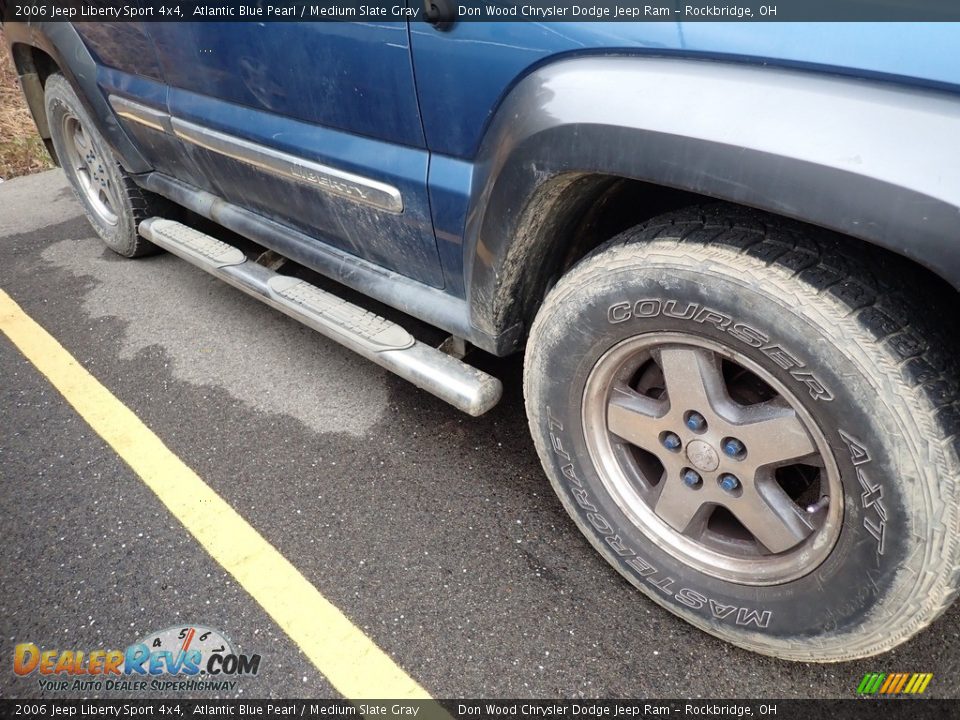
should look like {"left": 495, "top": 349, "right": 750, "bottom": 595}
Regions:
{"left": 4, "top": 23, "right": 152, "bottom": 174}
{"left": 9, "top": 42, "right": 61, "bottom": 162}
{"left": 487, "top": 174, "right": 704, "bottom": 343}
{"left": 495, "top": 175, "right": 959, "bottom": 354}
{"left": 11, "top": 41, "right": 60, "bottom": 82}
{"left": 463, "top": 56, "right": 960, "bottom": 354}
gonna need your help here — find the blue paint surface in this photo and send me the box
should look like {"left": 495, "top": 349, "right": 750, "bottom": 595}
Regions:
{"left": 79, "top": 21, "right": 960, "bottom": 300}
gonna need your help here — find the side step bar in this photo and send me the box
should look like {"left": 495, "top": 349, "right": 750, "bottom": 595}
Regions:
{"left": 139, "top": 218, "right": 502, "bottom": 416}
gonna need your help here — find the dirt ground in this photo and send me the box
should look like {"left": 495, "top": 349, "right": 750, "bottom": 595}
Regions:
{"left": 0, "top": 30, "right": 54, "bottom": 180}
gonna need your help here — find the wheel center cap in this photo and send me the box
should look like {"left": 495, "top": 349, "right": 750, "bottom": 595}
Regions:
{"left": 686, "top": 440, "right": 719, "bottom": 472}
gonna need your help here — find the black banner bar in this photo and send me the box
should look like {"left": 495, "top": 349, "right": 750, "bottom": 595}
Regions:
{"left": 4, "top": 0, "right": 960, "bottom": 23}
{"left": 1, "top": 700, "right": 959, "bottom": 720}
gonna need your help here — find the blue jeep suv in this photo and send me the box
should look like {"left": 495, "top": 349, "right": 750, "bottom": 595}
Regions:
{"left": 4, "top": 13, "right": 960, "bottom": 662}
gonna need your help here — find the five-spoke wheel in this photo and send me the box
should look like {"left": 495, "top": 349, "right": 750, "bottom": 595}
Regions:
{"left": 60, "top": 114, "right": 120, "bottom": 227}
{"left": 582, "top": 335, "right": 842, "bottom": 585}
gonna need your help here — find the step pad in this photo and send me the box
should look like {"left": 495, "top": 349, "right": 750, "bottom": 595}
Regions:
{"left": 268, "top": 276, "right": 414, "bottom": 351}
{"left": 146, "top": 218, "right": 246, "bottom": 267}
{"left": 138, "top": 216, "right": 502, "bottom": 416}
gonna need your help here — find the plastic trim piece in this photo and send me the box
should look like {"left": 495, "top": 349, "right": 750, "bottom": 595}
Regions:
{"left": 465, "top": 56, "right": 960, "bottom": 348}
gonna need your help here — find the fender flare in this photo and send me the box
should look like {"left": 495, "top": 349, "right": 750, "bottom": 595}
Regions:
{"left": 464, "top": 56, "right": 960, "bottom": 351}
{"left": 3, "top": 21, "right": 152, "bottom": 174}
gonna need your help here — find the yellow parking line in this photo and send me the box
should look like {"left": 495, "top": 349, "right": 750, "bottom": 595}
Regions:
{"left": 0, "top": 288, "right": 431, "bottom": 700}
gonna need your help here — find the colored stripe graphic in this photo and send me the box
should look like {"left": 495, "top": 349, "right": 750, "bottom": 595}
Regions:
{"left": 869, "top": 673, "right": 886, "bottom": 694}
{"left": 857, "top": 672, "right": 933, "bottom": 695}
{"left": 879, "top": 674, "right": 897, "bottom": 694}
{"left": 904, "top": 674, "right": 921, "bottom": 694}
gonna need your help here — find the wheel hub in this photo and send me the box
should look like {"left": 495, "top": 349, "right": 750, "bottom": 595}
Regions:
{"left": 685, "top": 439, "right": 719, "bottom": 472}
{"left": 61, "top": 114, "right": 119, "bottom": 227}
{"left": 582, "top": 332, "right": 843, "bottom": 586}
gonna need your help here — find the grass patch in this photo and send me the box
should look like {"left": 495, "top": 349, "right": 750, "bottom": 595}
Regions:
{"left": 1, "top": 29, "right": 54, "bottom": 180}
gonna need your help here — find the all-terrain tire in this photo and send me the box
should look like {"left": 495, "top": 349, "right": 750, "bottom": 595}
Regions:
{"left": 524, "top": 204, "right": 960, "bottom": 661}
{"left": 45, "top": 73, "right": 165, "bottom": 258}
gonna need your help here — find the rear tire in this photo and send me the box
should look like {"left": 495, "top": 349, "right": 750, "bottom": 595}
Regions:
{"left": 45, "top": 73, "right": 165, "bottom": 258}
{"left": 524, "top": 205, "right": 960, "bottom": 661}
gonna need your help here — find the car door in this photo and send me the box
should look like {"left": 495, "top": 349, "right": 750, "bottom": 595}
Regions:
{"left": 142, "top": 21, "right": 443, "bottom": 287}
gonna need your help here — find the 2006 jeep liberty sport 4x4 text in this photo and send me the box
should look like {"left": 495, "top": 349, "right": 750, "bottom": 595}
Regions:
{"left": 4, "top": 11, "right": 960, "bottom": 663}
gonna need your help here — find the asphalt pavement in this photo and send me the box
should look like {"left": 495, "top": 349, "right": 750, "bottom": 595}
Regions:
{"left": 1, "top": 169, "right": 958, "bottom": 700}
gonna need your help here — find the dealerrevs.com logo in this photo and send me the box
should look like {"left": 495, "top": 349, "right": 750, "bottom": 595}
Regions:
{"left": 13, "top": 625, "right": 261, "bottom": 693}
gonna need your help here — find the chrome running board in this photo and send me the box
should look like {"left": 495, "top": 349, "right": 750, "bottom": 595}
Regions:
{"left": 139, "top": 218, "right": 502, "bottom": 416}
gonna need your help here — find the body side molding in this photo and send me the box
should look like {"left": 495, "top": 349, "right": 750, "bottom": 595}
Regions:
{"left": 108, "top": 96, "right": 404, "bottom": 214}
{"left": 171, "top": 118, "right": 404, "bottom": 214}
{"left": 109, "top": 95, "right": 173, "bottom": 135}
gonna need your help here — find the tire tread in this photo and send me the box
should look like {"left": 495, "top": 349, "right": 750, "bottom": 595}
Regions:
{"left": 527, "top": 203, "right": 960, "bottom": 661}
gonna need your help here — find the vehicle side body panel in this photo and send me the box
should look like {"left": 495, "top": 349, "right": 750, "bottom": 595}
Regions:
{"left": 4, "top": 19, "right": 959, "bottom": 356}
{"left": 131, "top": 22, "right": 444, "bottom": 287}
{"left": 411, "top": 22, "right": 960, "bottom": 158}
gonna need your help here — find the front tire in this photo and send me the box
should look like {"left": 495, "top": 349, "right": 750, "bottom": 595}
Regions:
{"left": 524, "top": 205, "right": 960, "bottom": 661}
{"left": 45, "top": 73, "right": 164, "bottom": 258}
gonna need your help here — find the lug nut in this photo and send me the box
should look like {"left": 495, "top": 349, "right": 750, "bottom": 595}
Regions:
{"left": 718, "top": 474, "right": 741, "bottom": 493}
{"left": 682, "top": 469, "right": 702, "bottom": 489}
{"left": 661, "top": 432, "right": 682, "bottom": 451}
{"left": 723, "top": 438, "right": 746, "bottom": 458}
{"left": 806, "top": 496, "right": 830, "bottom": 514}
{"left": 685, "top": 411, "right": 707, "bottom": 432}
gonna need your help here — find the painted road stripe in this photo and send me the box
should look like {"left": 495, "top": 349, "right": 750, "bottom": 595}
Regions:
{"left": 0, "top": 289, "right": 430, "bottom": 700}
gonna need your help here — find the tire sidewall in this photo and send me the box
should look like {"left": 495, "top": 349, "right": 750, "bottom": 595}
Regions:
{"left": 45, "top": 76, "right": 139, "bottom": 255}
{"left": 526, "top": 247, "right": 919, "bottom": 649}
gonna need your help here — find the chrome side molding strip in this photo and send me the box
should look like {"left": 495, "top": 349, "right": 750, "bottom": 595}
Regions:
{"left": 171, "top": 119, "right": 404, "bottom": 213}
{"left": 108, "top": 96, "right": 404, "bottom": 214}
{"left": 109, "top": 95, "right": 173, "bottom": 135}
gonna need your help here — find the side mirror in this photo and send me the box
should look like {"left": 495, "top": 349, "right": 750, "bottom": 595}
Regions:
{"left": 423, "top": 0, "right": 457, "bottom": 27}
